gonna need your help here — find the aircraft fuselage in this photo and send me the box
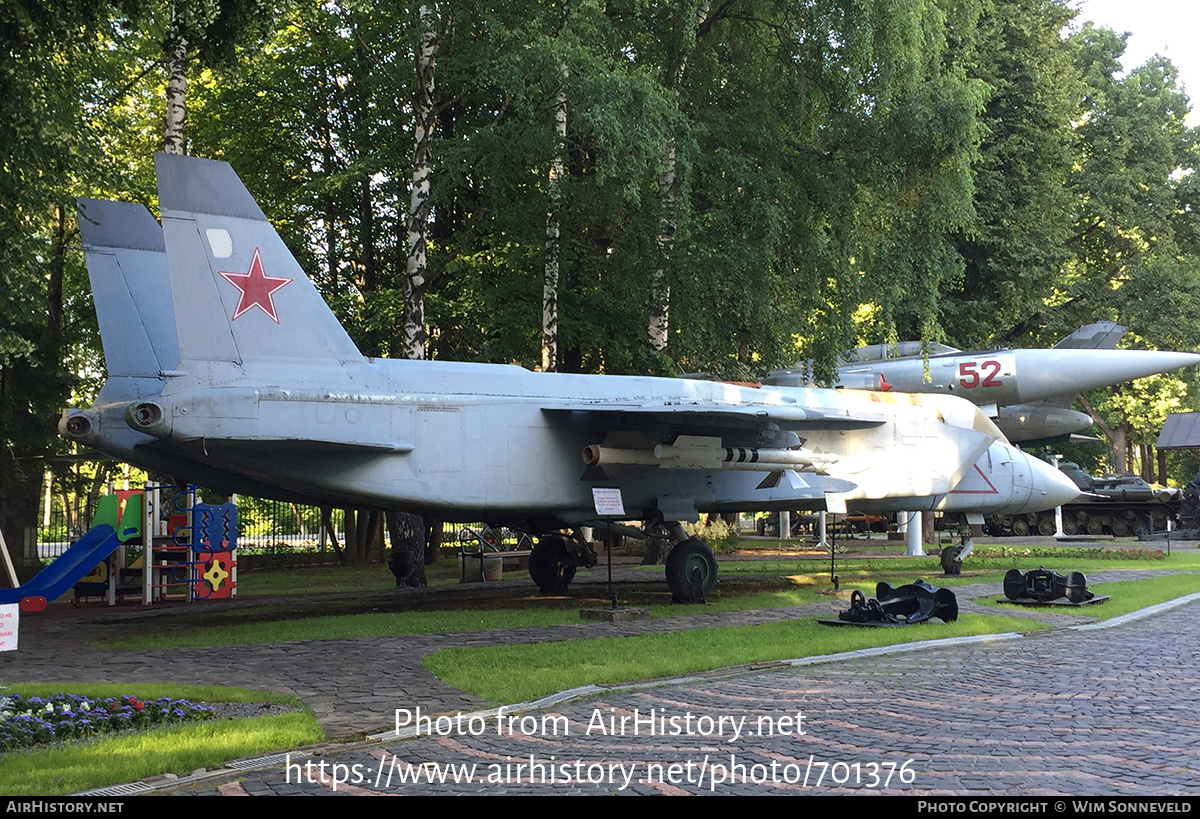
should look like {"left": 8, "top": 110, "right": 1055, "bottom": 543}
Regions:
{"left": 67, "top": 356, "right": 1071, "bottom": 526}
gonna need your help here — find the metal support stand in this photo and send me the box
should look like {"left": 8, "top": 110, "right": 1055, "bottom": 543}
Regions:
{"left": 606, "top": 518, "right": 617, "bottom": 610}
{"left": 1052, "top": 453, "right": 1066, "bottom": 538}
{"left": 904, "top": 511, "right": 924, "bottom": 556}
{"left": 828, "top": 513, "right": 838, "bottom": 588}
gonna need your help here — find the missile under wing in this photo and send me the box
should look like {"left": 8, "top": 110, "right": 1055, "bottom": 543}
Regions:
{"left": 62, "top": 154, "right": 1078, "bottom": 596}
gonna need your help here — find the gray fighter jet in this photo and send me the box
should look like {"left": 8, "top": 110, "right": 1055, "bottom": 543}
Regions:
{"left": 765, "top": 328, "right": 1200, "bottom": 445}
{"left": 62, "top": 154, "right": 1079, "bottom": 595}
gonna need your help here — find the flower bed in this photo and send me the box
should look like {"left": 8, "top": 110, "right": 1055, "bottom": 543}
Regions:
{"left": 970, "top": 545, "right": 1167, "bottom": 561}
{"left": 0, "top": 691, "right": 217, "bottom": 752}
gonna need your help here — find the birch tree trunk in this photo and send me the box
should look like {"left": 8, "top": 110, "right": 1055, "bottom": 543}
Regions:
{"left": 403, "top": 5, "right": 439, "bottom": 361}
{"left": 399, "top": 6, "right": 442, "bottom": 572}
{"left": 164, "top": 0, "right": 188, "bottom": 156}
{"left": 649, "top": 140, "right": 677, "bottom": 354}
{"left": 649, "top": 1, "right": 711, "bottom": 355}
{"left": 542, "top": 66, "right": 567, "bottom": 373}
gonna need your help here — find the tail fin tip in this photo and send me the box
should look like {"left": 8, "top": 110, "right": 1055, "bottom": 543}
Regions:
{"left": 76, "top": 198, "right": 164, "bottom": 253}
{"left": 154, "top": 153, "right": 268, "bottom": 222}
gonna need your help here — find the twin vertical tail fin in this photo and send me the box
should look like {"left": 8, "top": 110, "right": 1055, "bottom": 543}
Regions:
{"left": 76, "top": 198, "right": 180, "bottom": 384}
{"left": 153, "top": 153, "right": 363, "bottom": 364}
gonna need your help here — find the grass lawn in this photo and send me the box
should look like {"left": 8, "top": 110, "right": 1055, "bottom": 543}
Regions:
{"left": 101, "top": 548, "right": 1200, "bottom": 649}
{"left": 421, "top": 570, "right": 1200, "bottom": 704}
{"left": 102, "top": 577, "right": 831, "bottom": 649}
{"left": 236, "top": 557, "right": 465, "bottom": 595}
{"left": 0, "top": 683, "right": 323, "bottom": 796}
{"left": 971, "top": 571, "right": 1200, "bottom": 616}
{"left": 712, "top": 547, "right": 1200, "bottom": 578}
{"left": 421, "top": 613, "right": 1048, "bottom": 704}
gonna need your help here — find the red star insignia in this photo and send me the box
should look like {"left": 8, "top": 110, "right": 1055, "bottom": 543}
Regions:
{"left": 218, "top": 247, "right": 293, "bottom": 323}
{"left": 879, "top": 374, "right": 894, "bottom": 392}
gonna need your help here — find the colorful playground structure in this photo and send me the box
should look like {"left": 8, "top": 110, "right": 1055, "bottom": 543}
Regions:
{"left": 0, "top": 485, "right": 237, "bottom": 612}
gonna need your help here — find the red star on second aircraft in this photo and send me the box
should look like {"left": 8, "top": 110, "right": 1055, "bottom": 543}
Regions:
{"left": 218, "top": 247, "right": 293, "bottom": 323}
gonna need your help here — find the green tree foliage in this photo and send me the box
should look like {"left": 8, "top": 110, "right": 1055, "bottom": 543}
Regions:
{"left": 942, "top": 0, "right": 1083, "bottom": 346}
{"left": 1059, "top": 29, "right": 1198, "bottom": 342}
{"left": 1053, "top": 29, "right": 1200, "bottom": 475}
{"left": 0, "top": 0, "right": 156, "bottom": 554}
{"left": 188, "top": 0, "right": 990, "bottom": 382}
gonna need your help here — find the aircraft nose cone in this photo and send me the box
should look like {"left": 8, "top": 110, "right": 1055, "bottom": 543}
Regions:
{"left": 1017, "top": 349, "right": 1200, "bottom": 401}
{"left": 1039, "top": 456, "right": 1083, "bottom": 509}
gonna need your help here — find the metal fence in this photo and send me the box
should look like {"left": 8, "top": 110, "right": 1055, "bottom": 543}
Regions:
{"left": 35, "top": 478, "right": 478, "bottom": 562}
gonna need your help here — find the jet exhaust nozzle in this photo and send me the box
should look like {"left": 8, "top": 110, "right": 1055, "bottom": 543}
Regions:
{"left": 59, "top": 408, "right": 98, "bottom": 442}
{"left": 64, "top": 414, "right": 91, "bottom": 438}
{"left": 127, "top": 401, "right": 165, "bottom": 430}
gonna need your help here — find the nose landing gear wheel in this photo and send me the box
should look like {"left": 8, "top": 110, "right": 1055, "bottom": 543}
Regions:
{"left": 529, "top": 535, "right": 576, "bottom": 594}
{"left": 665, "top": 537, "right": 717, "bottom": 603}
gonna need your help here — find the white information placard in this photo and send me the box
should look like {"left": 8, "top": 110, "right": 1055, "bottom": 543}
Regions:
{"left": 0, "top": 604, "right": 18, "bottom": 651}
{"left": 591, "top": 487, "right": 626, "bottom": 517}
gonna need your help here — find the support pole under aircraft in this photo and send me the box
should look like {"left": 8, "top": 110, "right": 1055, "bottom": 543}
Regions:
{"left": 904, "top": 511, "right": 924, "bottom": 556}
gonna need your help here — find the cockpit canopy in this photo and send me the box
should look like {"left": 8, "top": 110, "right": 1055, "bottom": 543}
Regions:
{"left": 840, "top": 341, "right": 959, "bottom": 365}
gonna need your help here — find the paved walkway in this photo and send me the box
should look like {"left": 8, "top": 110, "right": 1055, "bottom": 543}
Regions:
{"left": 3, "top": 562, "right": 1198, "bottom": 795}
{"left": 183, "top": 600, "right": 1200, "bottom": 796}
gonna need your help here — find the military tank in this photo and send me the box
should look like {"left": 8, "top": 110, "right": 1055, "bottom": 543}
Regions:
{"left": 985, "top": 462, "right": 1180, "bottom": 537}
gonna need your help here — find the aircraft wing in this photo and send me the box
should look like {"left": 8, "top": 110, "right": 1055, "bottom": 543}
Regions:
{"left": 543, "top": 394, "right": 993, "bottom": 501}
{"left": 541, "top": 400, "right": 887, "bottom": 430}
{"left": 197, "top": 438, "right": 414, "bottom": 454}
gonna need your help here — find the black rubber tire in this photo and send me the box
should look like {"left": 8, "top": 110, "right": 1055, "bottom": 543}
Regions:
{"left": 1066, "top": 571, "right": 1089, "bottom": 604}
{"left": 528, "top": 535, "right": 575, "bottom": 593}
{"left": 940, "top": 545, "right": 963, "bottom": 575}
{"left": 1003, "top": 568, "right": 1025, "bottom": 600}
{"left": 665, "top": 537, "right": 718, "bottom": 602}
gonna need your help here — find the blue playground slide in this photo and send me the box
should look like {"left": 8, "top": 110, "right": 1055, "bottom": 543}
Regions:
{"left": 0, "top": 524, "right": 119, "bottom": 612}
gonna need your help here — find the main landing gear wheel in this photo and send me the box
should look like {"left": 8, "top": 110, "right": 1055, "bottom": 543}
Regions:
{"left": 665, "top": 537, "right": 718, "bottom": 603}
{"left": 529, "top": 535, "right": 576, "bottom": 594}
{"left": 940, "top": 545, "right": 963, "bottom": 576}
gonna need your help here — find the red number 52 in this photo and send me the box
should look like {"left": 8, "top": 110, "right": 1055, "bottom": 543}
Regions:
{"left": 958, "top": 360, "right": 1002, "bottom": 389}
